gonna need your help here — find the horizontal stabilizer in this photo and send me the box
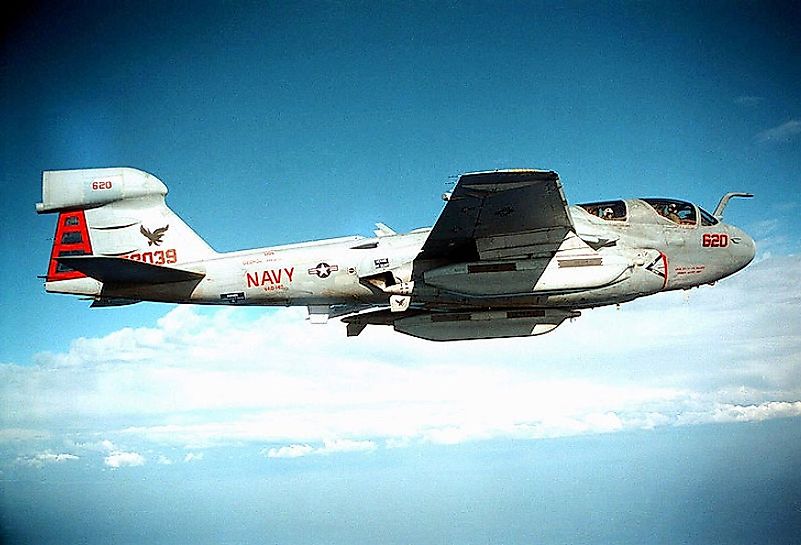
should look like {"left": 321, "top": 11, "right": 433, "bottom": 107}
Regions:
{"left": 57, "top": 256, "right": 205, "bottom": 284}
{"left": 373, "top": 223, "right": 397, "bottom": 237}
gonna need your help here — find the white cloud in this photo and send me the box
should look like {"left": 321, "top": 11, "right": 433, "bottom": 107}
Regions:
{"left": 16, "top": 451, "right": 79, "bottom": 468}
{"left": 40, "top": 451, "right": 79, "bottom": 463}
{"left": 711, "top": 401, "right": 801, "bottom": 423}
{"left": 104, "top": 451, "right": 145, "bottom": 469}
{"left": 385, "top": 436, "right": 412, "bottom": 449}
{"left": 756, "top": 119, "right": 801, "bottom": 143}
{"left": 318, "top": 438, "right": 377, "bottom": 455}
{"left": 157, "top": 455, "right": 173, "bottom": 465}
{"left": 583, "top": 411, "right": 625, "bottom": 432}
{"left": 183, "top": 452, "right": 204, "bottom": 463}
{"left": 1, "top": 255, "right": 799, "bottom": 465}
{"left": 263, "top": 444, "right": 314, "bottom": 459}
{"left": 262, "top": 439, "right": 376, "bottom": 459}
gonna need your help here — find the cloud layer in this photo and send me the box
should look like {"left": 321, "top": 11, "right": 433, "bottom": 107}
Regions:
{"left": 756, "top": 119, "right": 801, "bottom": 143}
{"left": 1, "top": 255, "right": 799, "bottom": 468}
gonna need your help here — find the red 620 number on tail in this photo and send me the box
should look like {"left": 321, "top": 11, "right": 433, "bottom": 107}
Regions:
{"left": 91, "top": 180, "right": 113, "bottom": 190}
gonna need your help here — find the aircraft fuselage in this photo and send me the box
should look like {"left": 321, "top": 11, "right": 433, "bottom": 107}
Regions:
{"left": 38, "top": 168, "right": 755, "bottom": 340}
{"left": 95, "top": 199, "right": 754, "bottom": 312}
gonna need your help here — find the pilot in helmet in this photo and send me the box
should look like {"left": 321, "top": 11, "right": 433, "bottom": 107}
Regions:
{"left": 602, "top": 207, "right": 614, "bottom": 219}
{"left": 666, "top": 202, "right": 681, "bottom": 222}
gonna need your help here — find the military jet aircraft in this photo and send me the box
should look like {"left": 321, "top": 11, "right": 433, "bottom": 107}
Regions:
{"left": 37, "top": 167, "right": 755, "bottom": 341}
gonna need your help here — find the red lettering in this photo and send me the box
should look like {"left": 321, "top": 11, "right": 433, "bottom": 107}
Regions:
{"left": 91, "top": 180, "right": 113, "bottom": 190}
{"left": 246, "top": 267, "right": 296, "bottom": 288}
{"left": 123, "top": 248, "right": 178, "bottom": 264}
{"left": 702, "top": 233, "right": 729, "bottom": 248}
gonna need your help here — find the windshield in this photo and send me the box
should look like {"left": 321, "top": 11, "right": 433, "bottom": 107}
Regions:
{"left": 699, "top": 207, "right": 718, "bottom": 226}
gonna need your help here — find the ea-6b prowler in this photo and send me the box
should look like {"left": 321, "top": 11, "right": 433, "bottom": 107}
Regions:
{"left": 37, "top": 168, "right": 755, "bottom": 341}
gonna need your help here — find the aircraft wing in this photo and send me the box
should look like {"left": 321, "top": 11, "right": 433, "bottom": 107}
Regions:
{"left": 417, "top": 169, "right": 574, "bottom": 263}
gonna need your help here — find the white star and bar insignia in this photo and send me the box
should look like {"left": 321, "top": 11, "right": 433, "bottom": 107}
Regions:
{"left": 308, "top": 262, "right": 338, "bottom": 278}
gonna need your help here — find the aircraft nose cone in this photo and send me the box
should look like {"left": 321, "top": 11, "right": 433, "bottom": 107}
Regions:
{"left": 730, "top": 226, "right": 756, "bottom": 271}
{"left": 741, "top": 231, "right": 756, "bottom": 265}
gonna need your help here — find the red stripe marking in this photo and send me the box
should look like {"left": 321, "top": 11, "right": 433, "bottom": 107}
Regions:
{"left": 47, "top": 211, "right": 93, "bottom": 281}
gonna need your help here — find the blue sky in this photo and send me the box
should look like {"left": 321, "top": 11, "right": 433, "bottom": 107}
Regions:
{"left": 1, "top": 1, "right": 800, "bottom": 544}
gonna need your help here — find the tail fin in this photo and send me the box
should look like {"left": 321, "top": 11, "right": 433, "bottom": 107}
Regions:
{"left": 37, "top": 167, "right": 215, "bottom": 295}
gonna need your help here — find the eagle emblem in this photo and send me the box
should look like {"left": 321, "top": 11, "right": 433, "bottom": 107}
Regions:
{"left": 140, "top": 224, "right": 169, "bottom": 246}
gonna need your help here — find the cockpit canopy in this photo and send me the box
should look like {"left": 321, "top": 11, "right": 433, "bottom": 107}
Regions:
{"left": 641, "top": 198, "right": 718, "bottom": 226}
{"left": 578, "top": 200, "right": 627, "bottom": 221}
{"left": 578, "top": 198, "right": 719, "bottom": 227}
{"left": 642, "top": 198, "right": 696, "bottom": 225}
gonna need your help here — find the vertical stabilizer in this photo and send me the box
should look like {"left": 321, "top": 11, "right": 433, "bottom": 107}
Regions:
{"left": 37, "top": 167, "right": 215, "bottom": 295}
